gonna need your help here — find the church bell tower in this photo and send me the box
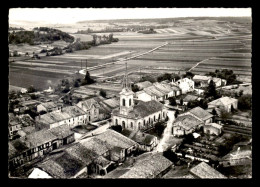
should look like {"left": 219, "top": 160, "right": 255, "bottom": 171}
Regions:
{"left": 119, "top": 61, "right": 134, "bottom": 116}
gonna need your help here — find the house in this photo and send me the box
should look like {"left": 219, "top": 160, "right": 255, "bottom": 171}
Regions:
{"left": 171, "top": 85, "right": 182, "bottom": 96}
{"left": 193, "top": 75, "right": 212, "bottom": 88}
{"left": 190, "top": 162, "right": 227, "bottom": 179}
{"left": 35, "top": 106, "right": 87, "bottom": 130}
{"left": 212, "top": 77, "right": 222, "bottom": 88}
{"left": 121, "top": 129, "right": 158, "bottom": 152}
{"left": 153, "top": 82, "right": 175, "bottom": 99}
{"left": 16, "top": 100, "right": 41, "bottom": 113}
{"left": 8, "top": 124, "right": 75, "bottom": 170}
{"left": 182, "top": 94, "right": 199, "bottom": 105}
{"left": 103, "top": 153, "right": 173, "bottom": 178}
{"left": 179, "top": 106, "right": 213, "bottom": 124}
{"left": 135, "top": 90, "right": 156, "bottom": 102}
{"left": 175, "top": 78, "right": 194, "bottom": 94}
{"left": 17, "top": 126, "right": 36, "bottom": 137}
{"left": 172, "top": 115, "right": 203, "bottom": 137}
{"left": 194, "top": 87, "right": 205, "bottom": 95}
{"left": 207, "top": 96, "right": 238, "bottom": 113}
{"left": 76, "top": 98, "right": 100, "bottom": 122}
{"left": 204, "top": 123, "right": 223, "bottom": 136}
{"left": 143, "top": 86, "right": 165, "bottom": 101}
{"left": 98, "top": 97, "right": 120, "bottom": 119}
{"left": 135, "top": 81, "right": 153, "bottom": 90}
{"left": 18, "top": 114, "right": 35, "bottom": 127}
{"left": 8, "top": 113, "right": 22, "bottom": 140}
{"left": 36, "top": 101, "right": 62, "bottom": 113}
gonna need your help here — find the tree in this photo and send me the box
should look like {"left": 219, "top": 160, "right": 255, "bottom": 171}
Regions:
{"left": 100, "top": 89, "right": 107, "bottom": 98}
{"left": 111, "top": 125, "right": 122, "bottom": 133}
{"left": 204, "top": 80, "right": 218, "bottom": 99}
{"left": 30, "top": 94, "right": 38, "bottom": 100}
{"left": 27, "top": 85, "right": 36, "bottom": 93}
{"left": 84, "top": 71, "right": 95, "bottom": 84}
{"left": 154, "top": 121, "right": 166, "bottom": 138}
{"left": 131, "top": 84, "right": 140, "bottom": 92}
{"left": 220, "top": 109, "right": 231, "bottom": 121}
{"left": 238, "top": 94, "right": 252, "bottom": 110}
{"left": 74, "top": 80, "right": 80, "bottom": 87}
{"left": 199, "top": 99, "right": 208, "bottom": 109}
{"left": 212, "top": 108, "right": 217, "bottom": 116}
{"left": 169, "top": 97, "right": 177, "bottom": 106}
{"left": 184, "top": 71, "right": 194, "bottom": 79}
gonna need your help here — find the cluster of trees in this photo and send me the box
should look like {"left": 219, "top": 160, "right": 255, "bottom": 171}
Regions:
{"left": 187, "top": 98, "right": 208, "bottom": 109}
{"left": 205, "top": 69, "right": 241, "bottom": 85}
{"left": 157, "top": 73, "right": 180, "bottom": 82}
{"left": 81, "top": 71, "right": 95, "bottom": 86}
{"left": 46, "top": 47, "right": 63, "bottom": 56}
{"left": 92, "top": 33, "right": 119, "bottom": 46}
{"left": 238, "top": 94, "right": 252, "bottom": 110}
{"left": 131, "top": 84, "right": 140, "bottom": 92}
{"left": 8, "top": 27, "right": 74, "bottom": 45}
{"left": 140, "top": 75, "right": 156, "bottom": 83}
{"left": 76, "top": 27, "right": 124, "bottom": 34}
{"left": 204, "top": 80, "right": 220, "bottom": 99}
{"left": 99, "top": 89, "right": 107, "bottom": 98}
{"left": 154, "top": 121, "right": 166, "bottom": 138}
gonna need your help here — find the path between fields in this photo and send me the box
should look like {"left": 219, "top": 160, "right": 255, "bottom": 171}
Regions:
{"left": 187, "top": 57, "right": 212, "bottom": 72}
{"left": 78, "top": 42, "right": 168, "bottom": 75}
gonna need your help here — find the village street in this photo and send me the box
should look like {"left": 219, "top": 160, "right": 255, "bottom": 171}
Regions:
{"left": 155, "top": 109, "right": 176, "bottom": 152}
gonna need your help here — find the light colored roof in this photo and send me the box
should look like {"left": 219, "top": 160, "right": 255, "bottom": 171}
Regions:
{"left": 102, "top": 97, "right": 120, "bottom": 109}
{"left": 193, "top": 75, "right": 212, "bottom": 81}
{"left": 144, "top": 86, "right": 165, "bottom": 97}
{"left": 153, "top": 82, "right": 173, "bottom": 94}
{"left": 174, "top": 115, "right": 202, "bottom": 130}
{"left": 189, "top": 106, "right": 213, "bottom": 121}
{"left": 190, "top": 162, "right": 227, "bottom": 179}
{"left": 20, "top": 100, "right": 41, "bottom": 106}
{"left": 208, "top": 96, "right": 238, "bottom": 107}
{"left": 135, "top": 81, "right": 153, "bottom": 89}
{"left": 119, "top": 153, "right": 172, "bottom": 178}
{"left": 212, "top": 77, "right": 221, "bottom": 83}
{"left": 94, "top": 129, "right": 137, "bottom": 150}
{"left": 205, "top": 123, "right": 223, "bottom": 130}
{"left": 36, "top": 106, "right": 85, "bottom": 125}
{"left": 28, "top": 168, "right": 52, "bottom": 179}
{"left": 77, "top": 98, "right": 100, "bottom": 110}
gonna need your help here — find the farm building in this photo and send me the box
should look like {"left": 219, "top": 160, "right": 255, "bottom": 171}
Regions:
{"left": 174, "top": 78, "right": 194, "bottom": 94}
{"left": 153, "top": 82, "right": 175, "bottom": 98}
{"left": 35, "top": 106, "right": 87, "bottom": 130}
{"left": 8, "top": 113, "right": 22, "bottom": 140}
{"left": 135, "top": 81, "right": 153, "bottom": 90}
{"left": 76, "top": 98, "right": 100, "bottom": 122}
{"left": 193, "top": 75, "right": 212, "bottom": 88}
{"left": 143, "top": 85, "right": 165, "bottom": 101}
{"left": 36, "top": 101, "right": 62, "bottom": 113}
{"left": 190, "top": 162, "right": 227, "bottom": 179}
{"left": 179, "top": 106, "right": 213, "bottom": 124}
{"left": 103, "top": 153, "right": 173, "bottom": 178}
{"left": 172, "top": 114, "right": 203, "bottom": 137}
{"left": 121, "top": 129, "right": 158, "bottom": 152}
{"left": 8, "top": 124, "right": 75, "bottom": 170}
{"left": 112, "top": 71, "right": 167, "bottom": 131}
{"left": 207, "top": 96, "right": 238, "bottom": 113}
{"left": 204, "top": 123, "right": 223, "bottom": 136}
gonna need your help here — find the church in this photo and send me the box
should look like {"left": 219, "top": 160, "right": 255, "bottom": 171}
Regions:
{"left": 111, "top": 62, "right": 168, "bottom": 131}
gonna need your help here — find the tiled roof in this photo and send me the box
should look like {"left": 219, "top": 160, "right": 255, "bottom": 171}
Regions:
{"left": 189, "top": 107, "right": 213, "bottom": 121}
{"left": 77, "top": 98, "right": 100, "bottom": 110}
{"left": 121, "top": 129, "right": 156, "bottom": 146}
{"left": 94, "top": 129, "right": 137, "bottom": 150}
{"left": 20, "top": 100, "right": 41, "bottom": 107}
{"left": 36, "top": 106, "right": 85, "bottom": 125}
{"left": 48, "top": 124, "right": 74, "bottom": 139}
{"left": 183, "top": 95, "right": 198, "bottom": 102}
{"left": 39, "top": 102, "right": 57, "bottom": 110}
{"left": 208, "top": 96, "right": 238, "bottom": 107}
{"left": 135, "top": 81, "right": 153, "bottom": 89}
{"left": 153, "top": 82, "right": 173, "bottom": 93}
{"left": 144, "top": 86, "right": 165, "bottom": 97}
{"left": 102, "top": 98, "right": 120, "bottom": 109}
{"left": 80, "top": 137, "right": 111, "bottom": 156}
{"left": 174, "top": 115, "right": 202, "bottom": 130}
{"left": 119, "top": 153, "right": 172, "bottom": 178}
{"left": 8, "top": 141, "right": 28, "bottom": 159}
{"left": 190, "top": 162, "right": 227, "bottom": 179}
{"left": 37, "top": 152, "right": 85, "bottom": 178}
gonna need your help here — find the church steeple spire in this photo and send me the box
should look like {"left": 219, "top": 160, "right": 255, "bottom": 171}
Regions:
{"left": 122, "top": 60, "right": 130, "bottom": 90}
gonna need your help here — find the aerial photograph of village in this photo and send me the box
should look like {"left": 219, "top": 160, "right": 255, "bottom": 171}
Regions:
{"left": 8, "top": 8, "right": 252, "bottom": 179}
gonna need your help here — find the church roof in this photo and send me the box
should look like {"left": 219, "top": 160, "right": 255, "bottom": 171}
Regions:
{"left": 112, "top": 100, "right": 164, "bottom": 119}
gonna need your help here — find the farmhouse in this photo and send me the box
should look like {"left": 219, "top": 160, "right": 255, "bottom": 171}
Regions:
{"left": 190, "top": 162, "right": 227, "bottom": 179}
{"left": 35, "top": 106, "right": 87, "bottom": 130}
{"left": 207, "top": 96, "right": 238, "bottom": 113}
{"left": 175, "top": 78, "right": 194, "bottom": 94}
{"left": 76, "top": 98, "right": 100, "bottom": 122}
{"left": 121, "top": 129, "right": 158, "bottom": 152}
{"left": 112, "top": 70, "right": 167, "bottom": 131}
{"left": 204, "top": 123, "right": 223, "bottom": 136}
{"left": 193, "top": 75, "right": 212, "bottom": 88}
{"left": 179, "top": 106, "right": 213, "bottom": 124}
{"left": 36, "top": 101, "right": 62, "bottom": 113}
{"left": 8, "top": 113, "right": 22, "bottom": 140}
{"left": 103, "top": 153, "right": 172, "bottom": 178}
{"left": 172, "top": 114, "right": 203, "bottom": 137}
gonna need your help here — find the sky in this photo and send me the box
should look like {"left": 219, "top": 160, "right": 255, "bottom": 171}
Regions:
{"left": 9, "top": 8, "right": 251, "bottom": 24}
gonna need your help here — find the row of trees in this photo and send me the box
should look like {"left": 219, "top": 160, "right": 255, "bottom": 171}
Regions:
{"left": 205, "top": 69, "right": 241, "bottom": 85}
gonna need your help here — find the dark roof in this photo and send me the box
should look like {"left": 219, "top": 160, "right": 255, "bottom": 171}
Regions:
{"left": 121, "top": 129, "right": 156, "bottom": 146}
{"left": 9, "top": 140, "right": 29, "bottom": 158}
{"left": 112, "top": 100, "right": 164, "bottom": 119}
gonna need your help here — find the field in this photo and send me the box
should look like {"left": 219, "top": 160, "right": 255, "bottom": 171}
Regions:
{"left": 9, "top": 17, "right": 252, "bottom": 90}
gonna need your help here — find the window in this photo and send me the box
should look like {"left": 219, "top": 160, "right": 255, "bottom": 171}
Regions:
{"left": 122, "top": 121, "right": 126, "bottom": 128}
{"left": 154, "top": 116, "right": 156, "bottom": 121}
{"left": 143, "top": 120, "right": 145, "bottom": 125}
{"left": 129, "top": 99, "right": 131, "bottom": 106}
{"left": 115, "top": 119, "right": 118, "bottom": 125}
{"left": 130, "top": 122, "right": 133, "bottom": 128}
{"left": 138, "top": 122, "right": 141, "bottom": 130}
{"left": 123, "top": 99, "right": 126, "bottom": 106}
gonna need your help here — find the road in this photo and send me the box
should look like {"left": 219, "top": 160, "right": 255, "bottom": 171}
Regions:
{"left": 154, "top": 109, "right": 175, "bottom": 152}
{"left": 78, "top": 42, "right": 168, "bottom": 76}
